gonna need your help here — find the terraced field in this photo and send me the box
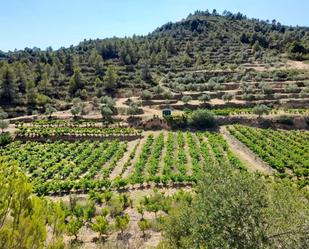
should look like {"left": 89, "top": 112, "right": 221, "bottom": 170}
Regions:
{"left": 164, "top": 69, "right": 309, "bottom": 107}
{"left": 227, "top": 125, "right": 309, "bottom": 186}
{"left": 0, "top": 130, "right": 244, "bottom": 195}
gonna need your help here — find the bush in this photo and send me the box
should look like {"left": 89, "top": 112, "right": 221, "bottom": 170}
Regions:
{"left": 189, "top": 109, "right": 215, "bottom": 129}
{"left": 182, "top": 95, "right": 192, "bottom": 104}
{"left": 0, "top": 133, "right": 12, "bottom": 147}
{"left": 276, "top": 115, "right": 294, "bottom": 126}
{"left": 161, "top": 162, "right": 309, "bottom": 248}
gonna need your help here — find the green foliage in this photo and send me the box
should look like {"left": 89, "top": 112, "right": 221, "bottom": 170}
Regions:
{"left": 70, "top": 98, "right": 83, "bottom": 118}
{"left": 221, "top": 92, "right": 234, "bottom": 102}
{"left": 0, "top": 120, "right": 9, "bottom": 133}
{"left": 0, "top": 65, "right": 18, "bottom": 104}
{"left": 0, "top": 158, "right": 65, "bottom": 248}
{"left": 66, "top": 217, "right": 83, "bottom": 240}
{"left": 103, "top": 65, "right": 118, "bottom": 91}
{"left": 114, "top": 214, "right": 130, "bottom": 234}
{"left": 91, "top": 216, "right": 110, "bottom": 239}
{"left": 100, "top": 105, "right": 113, "bottom": 121}
{"left": 252, "top": 104, "right": 270, "bottom": 116}
{"left": 84, "top": 201, "right": 96, "bottom": 222}
{"left": 188, "top": 109, "right": 216, "bottom": 129}
{"left": 1, "top": 10, "right": 308, "bottom": 116}
{"left": 288, "top": 41, "right": 308, "bottom": 60}
{"left": 109, "top": 196, "right": 125, "bottom": 218}
{"left": 69, "top": 68, "right": 85, "bottom": 97}
{"left": 0, "top": 133, "right": 12, "bottom": 146}
{"left": 141, "top": 90, "right": 153, "bottom": 100}
{"left": 198, "top": 94, "right": 211, "bottom": 103}
{"left": 228, "top": 125, "right": 309, "bottom": 186}
{"left": 45, "top": 104, "right": 57, "bottom": 118}
{"left": 181, "top": 95, "right": 192, "bottom": 104}
{"left": 161, "top": 162, "right": 309, "bottom": 248}
{"left": 138, "top": 219, "right": 150, "bottom": 237}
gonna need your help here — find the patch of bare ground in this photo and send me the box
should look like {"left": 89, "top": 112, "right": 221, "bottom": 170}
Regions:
{"left": 109, "top": 139, "right": 140, "bottom": 180}
{"left": 287, "top": 60, "right": 309, "bottom": 70}
{"left": 220, "top": 126, "right": 274, "bottom": 175}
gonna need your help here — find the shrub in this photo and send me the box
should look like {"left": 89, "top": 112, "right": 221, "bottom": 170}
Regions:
{"left": 0, "top": 133, "right": 12, "bottom": 147}
{"left": 189, "top": 109, "right": 216, "bottom": 129}
{"left": 276, "top": 115, "right": 294, "bottom": 126}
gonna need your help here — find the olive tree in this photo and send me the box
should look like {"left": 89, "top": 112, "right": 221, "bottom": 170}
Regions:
{"left": 198, "top": 94, "right": 211, "bottom": 103}
{"left": 252, "top": 104, "right": 270, "bottom": 117}
{"left": 141, "top": 90, "right": 153, "bottom": 100}
{"left": 0, "top": 120, "right": 9, "bottom": 133}
{"left": 182, "top": 95, "right": 192, "bottom": 104}
{"left": 45, "top": 104, "right": 57, "bottom": 118}
{"left": 221, "top": 92, "right": 234, "bottom": 103}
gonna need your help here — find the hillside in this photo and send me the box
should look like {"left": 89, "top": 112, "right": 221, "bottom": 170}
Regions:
{"left": 0, "top": 10, "right": 309, "bottom": 117}
{"left": 1, "top": 8, "right": 309, "bottom": 249}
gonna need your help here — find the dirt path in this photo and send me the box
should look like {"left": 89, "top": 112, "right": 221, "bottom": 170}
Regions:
{"left": 220, "top": 126, "right": 274, "bottom": 174}
{"left": 109, "top": 139, "right": 139, "bottom": 180}
{"left": 122, "top": 136, "right": 147, "bottom": 179}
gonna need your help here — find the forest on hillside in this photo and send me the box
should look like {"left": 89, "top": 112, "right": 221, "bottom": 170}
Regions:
{"left": 0, "top": 10, "right": 308, "bottom": 116}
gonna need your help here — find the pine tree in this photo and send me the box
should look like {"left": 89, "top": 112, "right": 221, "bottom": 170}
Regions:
{"left": 103, "top": 65, "right": 118, "bottom": 92}
{"left": 0, "top": 65, "right": 18, "bottom": 104}
{"left": 69, "top": 68, "right": 84, "bottom": 96}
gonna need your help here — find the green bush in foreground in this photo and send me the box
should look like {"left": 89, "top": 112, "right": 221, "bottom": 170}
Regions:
{"left": 0, "top": 158, "right": 66, "bottom": 248}
{"left": 160, "top": 163, "right": 309, "bottom": 249}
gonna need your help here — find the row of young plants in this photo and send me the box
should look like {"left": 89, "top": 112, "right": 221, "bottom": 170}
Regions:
{"left": 15, "top": 119, "right": 99, "bottom": 128}
{"left": 15, "top": 126, "right": 142, "bottom": 138}
{"left": 146, "top": 133, "right": 165, "bottom": 176}
{"left": 127, "top": 132, "right": 244, "bottom": 185}
{"left": 228, "top": 125, "right": 308, "bottom": 186}
{"left": 210, "top": 108, "right": 309, "bottom": 116}
{"left": 162, "top": 132, "right": 175, "bottom": 177}
{"left": 0, "top": 140, "right": 127, "bottom": 195}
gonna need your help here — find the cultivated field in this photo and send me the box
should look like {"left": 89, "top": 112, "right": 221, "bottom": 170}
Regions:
{"left": 0, "top": 127, "right": 246, "bottom": 196}
{"left": 227, "top": 125, "right": 309, "bottom": 187}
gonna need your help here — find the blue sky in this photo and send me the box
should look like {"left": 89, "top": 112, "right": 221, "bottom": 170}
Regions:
{"left": 1, "top": 0, "right": 308, "bottom": 51}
